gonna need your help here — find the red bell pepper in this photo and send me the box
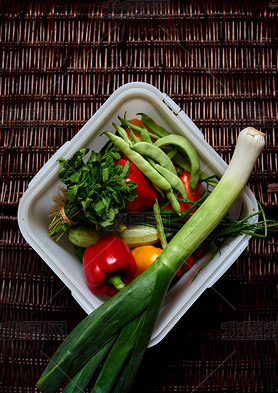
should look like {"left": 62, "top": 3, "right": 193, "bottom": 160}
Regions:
{"left": 193, "top": 246, "right": 207, "bottom": 260}
{"left": 176, "top": 255, "right": 195, "bottom": 276}
{"left": 175, "top": 248, "right": 208, "bottom": 277}
{"left": 118, "top": 158, "right": 160, "bottom": 213}
{"left": 83, "top": 235, "right": 136, "bottom": 297}
{"left": 162, "top": 171, "right": 204, "bottom": 213}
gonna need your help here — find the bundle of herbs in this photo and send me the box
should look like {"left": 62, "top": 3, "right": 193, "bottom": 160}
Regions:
{"left": 49, "top": 144, "right": 137, "bottom": 239}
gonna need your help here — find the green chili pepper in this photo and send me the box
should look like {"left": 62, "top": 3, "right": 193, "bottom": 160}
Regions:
{"left": 154, "top": 135, "right": 200, "bottom": 191}
{"left": 105, "top": 132, "right": 172, "bottom": 191}
{"left": 131, "top": 142, "right": 177, "bottom": 175}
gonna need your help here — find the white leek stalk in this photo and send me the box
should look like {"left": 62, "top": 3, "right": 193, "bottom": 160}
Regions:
{"left": 161, "top": 127, "right": 265, "bottom": 275}
{"left": 37, "top": 127, "right": 265, "bottom": 393}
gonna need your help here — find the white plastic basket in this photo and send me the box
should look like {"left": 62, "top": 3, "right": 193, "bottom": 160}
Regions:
{"left": 18, "top": 82, "right": 258, "bottom": 347}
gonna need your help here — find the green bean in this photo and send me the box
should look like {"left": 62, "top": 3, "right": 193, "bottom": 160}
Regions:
{"left": 146, "top": 156, "right": 157, "bottom": 168}
{"left": 119, "top": 116, "right": 160, "bottom": 140}
{"left": 131, "top": 142, "right": 177, "bottom": 175}
{"left": 137, "top": 113, "right": 170, "bottom": 137}
{"left": 146, "top": 131, "right": 160, "bottom": 140}
{"left": 172, "top": 151, "right": 191, "bottom": 172}
{"left": 140, "top": 126, "right": 153, "bottom": 143}
{"left": 166, "top": 146, "right": 178, "bottom": 160}
{"left": 136, "top": 114, "right": 215, "bottom": 189}
{"left": 165, "top": 189, "right": 181, "bottom": 216}
{"left": 118, "top": 116, "right": 146, "bottom": 133}
{"left": 153, "top": 183, "right": 165, "bottom": 198}
{"left": 153, "top": 199, "right": 167, "bottom": 249}
{"left": 129, "top": 129, "right": 140, "bottom": 143}
{"left": 113, "top": 123, "right": 132, "bottom": 146}
{"left": 173, "top": 152, "right": 218, "bottom": 187}
{"left": 154, "top": 135, "right": 200, "bottom": 191}
{"left": 105, "top": 132, "right": 171, "bottom": 191}
{"left": 154, "top": 164, "right": 187, "bottom": 199}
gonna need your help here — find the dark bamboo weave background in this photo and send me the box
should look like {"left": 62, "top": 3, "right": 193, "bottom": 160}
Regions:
{"left": 0, "top": 1, "right": 277, "bottom": 392}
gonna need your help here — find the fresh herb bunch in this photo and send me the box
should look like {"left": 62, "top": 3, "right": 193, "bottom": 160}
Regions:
{"left": 49, "top": 144, "right": 137, "bottom": 238}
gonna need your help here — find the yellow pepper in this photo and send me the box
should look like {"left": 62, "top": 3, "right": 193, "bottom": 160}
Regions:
{"left": 131, "top": 245, "right": 163, "bottom": 278}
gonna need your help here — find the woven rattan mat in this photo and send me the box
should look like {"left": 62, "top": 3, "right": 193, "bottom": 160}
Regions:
{"left": 1, "top": 1, "right": 277, "bottom": 392}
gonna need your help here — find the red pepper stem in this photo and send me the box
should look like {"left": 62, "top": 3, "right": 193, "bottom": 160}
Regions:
{"left": 107, "top": 274, "right": 126, "bottom": 291}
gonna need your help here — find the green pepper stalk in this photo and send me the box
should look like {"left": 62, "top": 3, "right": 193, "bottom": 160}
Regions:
{"left": 37, "top": 127, "right": 265, "bottom": 393}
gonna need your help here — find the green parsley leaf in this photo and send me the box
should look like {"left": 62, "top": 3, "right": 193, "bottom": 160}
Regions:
{"left": 52, "top": 145, "right": 138, "bottom": 234}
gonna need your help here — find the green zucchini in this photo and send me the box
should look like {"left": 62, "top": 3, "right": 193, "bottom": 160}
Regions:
{"left": 68, "top": 225, "right": 159, "bottom": 249}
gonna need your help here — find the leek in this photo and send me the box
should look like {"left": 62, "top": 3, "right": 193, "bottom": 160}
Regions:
{"left": 37, "top": 127, "right": 265, "bottom": 393}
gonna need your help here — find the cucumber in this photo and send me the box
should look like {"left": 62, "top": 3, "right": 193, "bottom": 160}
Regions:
{"left": 68, "top": 227, "right": 101, "bottom": 248}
